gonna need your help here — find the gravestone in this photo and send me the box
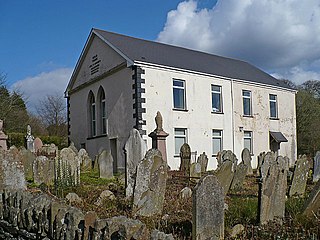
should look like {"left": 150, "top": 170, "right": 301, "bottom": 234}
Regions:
{"left": 38, "top": 143, "right": 58, "bottom": 160}
{"left": 20, "top": 148, "right": 36, "bottom": 180}
{"left": 197, "top": 152, "right": 208, "bottom": 173}
{"left": 242, "top": 148, "right": 253, "bottom": 175}
{"left": 190, "top": 162, "right": 202, "bottom": 181}
{"left": 97, "top": 150, "right": 113, "bottom": 179}
{"left": 230, "top": 162, "right": 248, "bottom": 190}
{"left": 179, "top": 143, "right": 191, "bottom": 176}
{"left": 57, "top": 147, "right": 81, "bottom": 186}
{"left": 259, "top": 152, "right": 287, "bottom": 224}
{"left": 78, "top": 148, "right": 92, "bottom": 172}
{"left": 214, "top": 160, "right": 234, "bottom": 195}
{"left": 303, "top": 179, "right": 320, "bottom": 216}
{"left": 34, "top": 137, "right": 43, "bottom": 153}
{"left": 33, "top": 155, "right": 55, "bottom": 185}
{"left": 0, "top": 119, "right": 8, "bottom": 150}
{"left": 192, "top": 175, "right": 224, "bottom": 240}
{"left": 179, "top": 187, "right": 192, "bottom": 199}
{"left": 313, "top": 151, "right": 320, "bottom": 182}
{"left": 133, "top": 149, "right": 168, "bottom": 217}
{"left": 0, "top": 146, "right": 26, "bottom": 191}
{"left": 69, "top": 142, "right": 78, "bottom": 154}
{"left": 124, "top": 128, "right": 147, "bottom": 198}
{"left": 25, "top": 124, "right": 35, "bottom": 152}
{"left": 257, "top": 152, "right": 266, "bottom": 177}
{"left": 289, "top": 155, "right": 310, "bottom": 196}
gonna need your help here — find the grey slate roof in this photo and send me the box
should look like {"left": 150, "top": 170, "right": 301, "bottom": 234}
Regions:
{"left": 94, "top": 28, "right": 292, "bottom": 89}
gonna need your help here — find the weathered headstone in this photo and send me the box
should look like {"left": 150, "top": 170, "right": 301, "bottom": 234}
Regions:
{"left": 179, "top": 143, "right": 191, "bottom": 176}
{"left": 78, "top": 148, "right": 92, "bottom": 172}
{"left": 33, "top": 155, "right": 55, "bottom": 185}
{"left": 97, "top": 150, "right": 113, "bottom": 179}
{"left": 179, "top": 187, "right": 192, "bottom": 199}
{"left": 221, "top": 150, "right": 238, "bottom": 171}
{"left": 257, "top": 152, "right": 266, "bottom": 177}
{"left": 190, "top": 162, "right": 202, "bottom": 181}
{"left": 192, "top": 175, "right": 224, "bottom": 240}
{"left": 57, "top": 147, "right": 81, "bottom": 186}
{"left": 0, "top": 119, "right": 8, "bottom": 150}
{"left": 313, "top": 151, "right": 320, "bottom": 182}
{"left": 197, "top": 152, "right": 208, "bottom": 173}
{"left": 214, "top": 160, "right": 234, "bottom": 195}
{"left": 25, "top": 124, "right": 35, "bottom": 152}
{"left": 69, "top": 142, "right": 78, "bottom": 154}
{"left": 302, "top": 179, "right": 320, "bottom": 216}
{"left": 133, "top": 149, "right": 168, "bottom": 217}
{"left": 124, "top": 128, "right": 147, "bottom": 198}
{"left": 34, "top": 137, "right": 43, "bottom": 153}
{"left": 20, "top": 148, "right": 36, "bottom": 180}
{"left": 0, "top": 146, "right": 26, "bottom": 191}
{"left": 242, "top": 148, "right": 253, "bottom": 175}
{"left": 259, "top": 152, "right": 287, "bottom": 224}
{"left": 230, "top": 162, "right": 248, "bottom": 190}
{"left": 289, "top": 155, "right": 310, "bottom": 196}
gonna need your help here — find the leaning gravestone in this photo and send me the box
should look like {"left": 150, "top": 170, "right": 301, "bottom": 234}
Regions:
{"left": 20, "top": 148, "right": 36, "bottom": 180}
{"left": 124, "top": 128, "right": 147, "bottom": 198}
{"left": 133, "top": 149, "right": 168, "bottom": 217}
{"left": 259, "top": 152, "right": 287, "bottom": 224}
{"left": 214, "top": 160, "right": 234, "bottom": 195}
{"left": 313, "top": 151, "right": 320, "bottom": 182}
{"left": 197, "top": 152, "right": 208, "bottom": 173}
{"left": 97, "top": 150, "right": 114, "bottom": 179}
{"left": 192, "top": 175, "right": 224, "bottom": 240}
{"left": 289, "top": 155, "right": 310, "bottom": 196}
{"left": 180, "top": 143, "right": 191, "bottom": 176}
{"left": 303, "top": 179, "right": 320, "bottom": 216}
{"left": 242, "top": 148, "right": 253, "bottom": 175}
{"left": 0, "top": 146, "right": 26, "bottom": 191}
{"left": 33, "top": 155, "right": 55, "bottom": 185}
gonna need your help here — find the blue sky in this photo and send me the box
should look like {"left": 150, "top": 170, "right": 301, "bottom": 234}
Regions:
{"left": 1, "top": 0, "right": 320, "bottom": 111}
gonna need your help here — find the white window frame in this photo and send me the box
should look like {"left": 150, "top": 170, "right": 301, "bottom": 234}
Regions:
{"left": 91, "top": 101, "right": 96, "bottom": 137}
{"left": 242, "top": 90, "right": 252, "bottom": 116}
{"left": 244, "top": 131, "right": 253, "bottom": 153}
{"left": 174, "top": 128, "right": 187, "bottom": 155}
{"left": 211, "top": 85, "right": 223, "bottom": 113}
{"left": 212, "top": 129, "right": 223, "bottom": 156}
{"left": 269, "top": 94, "right": 278, "bottom": 119}
{"left": 173, "top": 79, "right": 186, "bottom": 110}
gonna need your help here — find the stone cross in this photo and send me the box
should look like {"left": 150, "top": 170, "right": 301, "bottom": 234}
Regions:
{"left": 192, "top": 175, "right": 224, "bottom": 240}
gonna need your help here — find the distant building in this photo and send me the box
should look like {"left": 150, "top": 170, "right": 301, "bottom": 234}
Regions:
{"left": 65, "top": 28, "right": 296, "bottom": 172}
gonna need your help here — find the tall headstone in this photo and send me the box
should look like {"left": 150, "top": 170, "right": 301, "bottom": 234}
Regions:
{"left": 0, "top": 119, "right": 8, "bottom": 150}
{"left": 133, "top": 149, "right": 168, "bottom": 217}
{"left": 0, "top": 146, "right": 26, "bottom": 191}
{"left": 241, "top": 148, "right": 253, "bottom": 175}
{"left": 20, "top": 148, "right": 36, "bottom": 180}
{"left": 33, "top": 155, "right": 55, "bottom": 185}
{"left": 302, "top": 179, "right": 320, "bottom": 216}
{"left": 259, "top": 152, "right": 287, "bottom": 224}
{"left": 313, "top": 151, "right": 320, "bottom": 182}
{"left": 148, "top": 111, "right": 169, "bottom": 163}
{"left": 197, "top": 152, "right": 208, "bottom": 173}
{"left": 57, "top": 147, "right": 81, "bottom": 186}
{"left": 289, "top": 155, "right": 310, "bottom": 196}
{"left": 25, "top": 124, "right": 35, "bottom": 152}
{"left": 192, "top": 175, "right": 224, "bottom": 240}
{"left": 78, "top": 148, "right": 92, "bottom": 172}
{"left": 230, "top": 162, "right": 248, "bottom": 190}
{"left": 97, "top": 150, "right": 113, "bottom": 179}
{"left": 124, "top": 128, "right": 147, "bottom": 198}
{"left": 180, "top": 143, "right": 191, "bottom": 176}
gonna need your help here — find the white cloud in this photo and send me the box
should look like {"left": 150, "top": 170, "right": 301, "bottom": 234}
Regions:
{"left": 11, "top": 68, "right": 73, "bottom": 112}
{"left": 158, "top": 0, "right": 320, "bottom": 84}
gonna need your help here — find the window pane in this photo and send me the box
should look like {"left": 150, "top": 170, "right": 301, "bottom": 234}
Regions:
{"left": 212, "top": 92, "right": 221, "bottom": 112}
{"left": 212, "top": 85, "right": 220, "bottom": 92}
{"left": 175, "top": 137, "right": 185, "bottom": 155}
{"left": 244, "top": 131, "right": 251, "bottom": 138}
{"left": 212, "top": 130, "right": 222, "bottom": 137}
{"left": 244, "top": 139, "right": 251, "bottom": 152}
{"left": 270, "top": 102, "right": 277, "bottom": 118}
{"left": 270, "top": 94, "right": 276, "bottom": 101}
{"left": 175, "top": 129, "right": 185, "bottom": 136}
{"left": 212, "top": 138, "right": 221, "bottom": 155}
{"left": 243, "top": 90, "right": 251, "bottom": 97}
{"left": 243, "top": 98, "right": 251, "bottom": 115}
{"left": 173, "top": 88, "right": 185, "bottom": 109}
{"left": 173, "top": 80, "right": 184, "bottom": 87}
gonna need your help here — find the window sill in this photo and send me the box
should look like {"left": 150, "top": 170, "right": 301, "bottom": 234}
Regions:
{"left": 269, "top": 117, "right": 279, "bottom": 120}
{"left": 243, "top": 115, "right": 254, "bottom": 118}
{"left": 211, "top": 111, "right": 224, "bottom": 114}
{"left": 172, "top": 108, "right": 188, "bottom": 112}
{"left": 87, "top": 134, "right": 108, "bottom": 140}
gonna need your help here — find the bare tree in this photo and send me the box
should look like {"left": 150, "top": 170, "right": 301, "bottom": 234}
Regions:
{"left": 36, "top": 93, "right": 67, "bottom": 136}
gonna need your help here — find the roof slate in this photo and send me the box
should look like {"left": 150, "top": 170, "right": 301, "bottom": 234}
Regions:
{"left": 93, "top": 28, "right": 292, "bottom": 89}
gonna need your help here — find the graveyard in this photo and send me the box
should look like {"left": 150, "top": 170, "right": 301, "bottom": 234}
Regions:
{"left": 0, "top": 120, "right": 320, "bottom": 239}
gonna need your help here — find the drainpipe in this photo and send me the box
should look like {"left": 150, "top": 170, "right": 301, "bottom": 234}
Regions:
{"left": 230, "top": 79, "right": 235, "bottom": 153}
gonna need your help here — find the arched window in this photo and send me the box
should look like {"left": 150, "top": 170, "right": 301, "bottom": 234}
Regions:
{"left": 88, "top": 91, "right": 96, "bottom": 137}
{"left": 98, "top": 87, "right": 107, "bottom": 134}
